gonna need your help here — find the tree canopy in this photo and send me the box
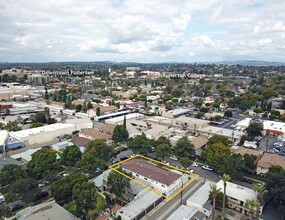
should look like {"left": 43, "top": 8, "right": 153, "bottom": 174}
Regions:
{"left": 27, "top": 148, "right": 59, "bottom": 179}
{"left": 127, "top": 133, "right": 152, "bottom": 154}
{"left": 112, "top": 125, "right": 129, "bottom": 143}
{"left": 201, "top": 142, "right": 231, "bottom": 169}
{"left": 156, "top": 144, "right": 172, "bottom": 160}
{"left": 51, "top": 173, "right": 88, "bottom": 204}
{"left": 175, "top": 137, "right": 195, "bottom": 158}
{"left": 0, "top": 164, "right": 27, "bottom": 187}
{"left": 61, "top": 145, "right": 82, "bottom": 167}
{"left": 107, "top": 168, "right": 131, "bottom": 198}
{"left": 246, "top": 119, "right": 263, "bottom": 137}
{"left": 73, "top": 182, "right": 97, "bottom": 220}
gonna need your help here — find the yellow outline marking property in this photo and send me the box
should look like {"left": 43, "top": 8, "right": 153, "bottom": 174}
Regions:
{"left": 109, "top": 154, "right": 199, "bottom": 200}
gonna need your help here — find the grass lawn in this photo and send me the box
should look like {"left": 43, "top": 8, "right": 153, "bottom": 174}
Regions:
{"left": 65, "top": 194, "right": 106, "bottom": 218}
{"left": 215, "top": 216, "right": 222, "bottom": 220}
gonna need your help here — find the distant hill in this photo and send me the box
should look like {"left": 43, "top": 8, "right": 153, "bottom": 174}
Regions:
{"left": 215, "top": 60, "right": 285, "bottom": 66}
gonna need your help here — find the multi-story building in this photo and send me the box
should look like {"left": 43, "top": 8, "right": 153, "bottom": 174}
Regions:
{"left": 216, "top": 180, "right": 264, "bottom": 216}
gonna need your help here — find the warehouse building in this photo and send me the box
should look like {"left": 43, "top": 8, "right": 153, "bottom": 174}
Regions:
{"left": 9, "top": 123, "right": 76, "bottom": 146}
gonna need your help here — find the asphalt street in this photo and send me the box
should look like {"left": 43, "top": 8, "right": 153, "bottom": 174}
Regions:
{"left": 144, "top": 180, "right": 204, "bottom": 220}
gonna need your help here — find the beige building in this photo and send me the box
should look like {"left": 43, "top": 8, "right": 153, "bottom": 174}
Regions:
{"left": 79, "top": 129, "right": 113, "bottom": 145}
{"left": 257, "top": 153, "right": 285, "bottom": 175}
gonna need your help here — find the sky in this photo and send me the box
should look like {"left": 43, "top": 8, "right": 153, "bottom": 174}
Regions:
{"left": 0, "top": 0, "right": 285, "bottom": 63}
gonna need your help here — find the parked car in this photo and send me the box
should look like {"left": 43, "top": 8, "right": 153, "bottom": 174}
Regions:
{"left": 169, "top": 156, "right": 178, "bottom": 161}
{"left": 202, "top": 165, "right": 214, "bottom": 171}
{"left": 192, "top": 162, "right": 198, "bottom": 167}
{"left": 9, "top": 203, "right": 24, "bottom": 212}
{"left": 186, "top": 167, "right": 194, "bottom": 173}
{"left": 34, "top": 191, "right": 49, "bottom": 201}
{"left": 0, "top": 195, "right": 5, "bottom": 203}
{"left": 242, "top": 177, "right": 253, "bottom": 184}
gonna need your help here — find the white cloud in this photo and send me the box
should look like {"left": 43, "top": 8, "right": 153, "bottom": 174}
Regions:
{"left": 0, "top": 0, "right": 284, "bottom": 62}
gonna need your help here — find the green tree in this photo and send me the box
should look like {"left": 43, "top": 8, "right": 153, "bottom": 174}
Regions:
{"left": 219, "top": 154, "right": 245, "bottom": 180}
{"left": 32, "top": 112, "right": 47, "bottom": 123}
{"left": 82, "top": 102, "right": 88, "bottom": 113}
{"left": 253, "top": 108, "right": 263, "bottom": 114}
{"left": 154, "top": 136, "right": 171, "bottom": 148}
{"left": 179, "top": 157, "right": 193, "bottom": 168}
{"left": 209, "top": 184, "right": 221, "bottom": 220}
{"left": 96, "top": 107, "right": 101, "bottom": 116}
{"left": 175, "top": 137, "right": 195, "bottom": 158}
{"left": 207, "top": 135, "right": 229, "bottom": 147}
{"left": 9, "top": 178, "right": 40, "bottom": 203}
{"left": 246, "top": 119, "right": 263, "bottom": 137}
{"left": 73, "top": 182, "right": 97, "bottom": 220}
{"left": 254, "top": 185, "right": 267, "bottom": 219}
{"left": 61, "top": 145, "right": 82, "bottom": 167}
{"left": 264, "top": 166, "right": 285, "bottom": 215}
{"left": 201, "top": 143, "right": 231, "bottom": 168}
{"left": 27, "top": 148, "right": 59, "bottom": 179}
{"left": 224, "top": 110, "right": 233, "bottom": 118}
{"left": 44, "top": 86, "right": 49, "bottom": 99}
{"left": 156, "top": 144, "right": 171, "bottom": 160}
{"left": 0, "top": 205, "right": 10, "bottom": 220}
{"left": 75, "top": 104, "right": 82, "bottom": 112}
{"left": 112, "top": 125, "right": 129, "bottom": 143}
{"left": 88, "top": 139, "right": 114, "bottom": 162}
{"left": 127, "top": 133, "right": 152, "bottom": 154}
{"left": 51, "top": 173, "right": 88, "bottom": 204}
{"left": 221, "top": 174, "right": 231, "bottom": 218}
{"left": 107, "top": 168, "right": 131, "bottom": 202}
{"left": 0, "top": 164, "right": 27, "bottom": 187}
{"left": 30, "top": 122, "right": 44, "bottom": 128}
{"left": 4, "top": 122, "right": 21, "bottom": 131}
{"left": 245, "top": 199, "right": 258, "bottom": 220}
{"left": 243, "top": 154, "right": 257, "bottom": 174}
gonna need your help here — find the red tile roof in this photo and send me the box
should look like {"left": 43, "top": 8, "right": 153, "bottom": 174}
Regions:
{"left": 122, "top": 159, "right": 181, "bottom": 186}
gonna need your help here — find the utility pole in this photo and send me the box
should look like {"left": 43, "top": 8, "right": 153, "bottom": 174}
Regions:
{"left": 180, "top": 181, "right": 184, "bottom": 205}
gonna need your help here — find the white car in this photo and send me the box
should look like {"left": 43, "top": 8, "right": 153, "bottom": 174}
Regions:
{"left": 186, "top": 167, "right": 194, "bottom": 173}
{"left": 192, "top": 162, "right": 198, "bottom": 167}
{"left": 202, "top": 165, "right": 214, "bottom": 171}
{"left": 169, "top": 156, "right": 178, "bottom": 161}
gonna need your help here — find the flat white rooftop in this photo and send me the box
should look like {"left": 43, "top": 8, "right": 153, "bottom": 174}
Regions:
{"left": 187, "top": 181, "right": 212, "bottom": 207}
{"left": 0, "top": 130, "right": 8, "bottom": 146}
{"left": 166, "top": 205, "right": 197, "bottom": 220}
{"left": 216, "top": 180, "right": 257, "bottom": 203}
{"left": 117, "top": 188, "right": 161, "bottom": 219}
{"left": 200, "top": 126, "right": 245, "bottom": 139}
{"left": 10, "top": 123, "right": 75, "bottom": 138}
{"left": 105, "top": 113, "right": 144, "bottom": 124}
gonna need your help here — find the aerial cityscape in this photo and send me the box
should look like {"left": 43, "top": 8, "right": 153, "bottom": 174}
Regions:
{"left": 0, "top": 1, "right": 285, "bottom": 220}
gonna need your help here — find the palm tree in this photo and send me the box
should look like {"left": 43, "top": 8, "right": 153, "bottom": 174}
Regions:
{"left": 221, "top": 173, "right": 231, "bottom": 219}
{"left": 245, "top": 199, "right": 258, "bottom": 220}
{"left": 255, "top": 185, "right": 268, "bottom": 219}
{"left": 209, "top": 184, "right": 221, "bottom": 220}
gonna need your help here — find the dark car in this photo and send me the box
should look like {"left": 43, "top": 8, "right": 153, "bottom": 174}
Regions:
{"left": 9, "top": 203, "right": 24, "bottom": 212}
{"left": 242, "top": 177, "right": 253, "bottom": 184}
{"left": 34, "top": 191, "right": 49, "bottom": 201}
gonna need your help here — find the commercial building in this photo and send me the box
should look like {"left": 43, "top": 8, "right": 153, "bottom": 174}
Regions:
{"left": 199, "top": 126, "right": 245, "bottom": 143}
{"left": 162, "top": 108, "right": 190, "bottom": 118}
{"left": 104, "top": 113, "right": 144, "bottom": 125}
{"left": 256, "top": 153, "right": 285, "bottom": 174}
{"left": 216, "top": 180, "right": 263, "bottom": 216}
{"left": 121, "top": 158, "right": 188, "bottom": 196}
{"left": 64, "top": 118, "right": 93, "bottom": 131}
{"left": 236, "top": 118, "right": 285, "bottom": 136}
{"left": 9, "top": 123, "right": 76, "bottom": 146}
{"left": 186, "top": 182, "right": 213, "bottom": 218}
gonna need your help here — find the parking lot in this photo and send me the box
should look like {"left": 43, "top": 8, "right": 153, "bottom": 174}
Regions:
{"left": 258, "top": 135, "right": 285, "bottom": 155}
